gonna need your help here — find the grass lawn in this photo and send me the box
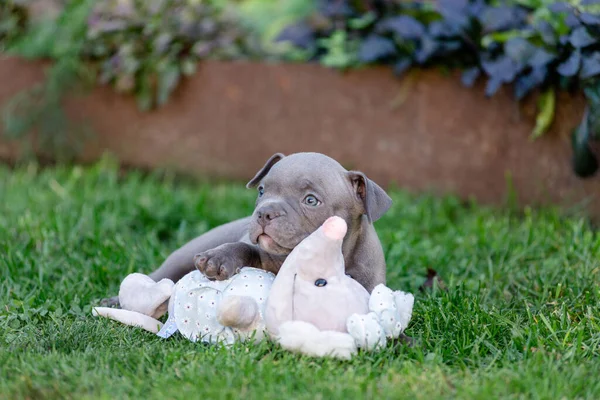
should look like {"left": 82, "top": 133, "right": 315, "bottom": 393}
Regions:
{"left": 1, "top": 158, "right": 599, "bottom": 399}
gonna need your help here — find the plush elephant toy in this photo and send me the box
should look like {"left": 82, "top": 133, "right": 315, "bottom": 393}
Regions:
{"left": 93, "top": 216, "right": 414, "bottom": 359}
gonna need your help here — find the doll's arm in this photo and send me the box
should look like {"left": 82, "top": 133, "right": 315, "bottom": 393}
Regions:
{"left": 92, "top": 307, "right": 164, "bottom": 333}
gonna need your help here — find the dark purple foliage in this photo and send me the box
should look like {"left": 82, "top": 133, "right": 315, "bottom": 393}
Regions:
{"left": 558, "top": 50, "right": 582, "bottom": 77}
{"left": 275, "top": 0, "right": 600, "bottom": 179}
{"left": 276, "top": 23, "right": 315, "bottom": 49}
{"left": 393, "top": 59, "right": 411, "bottom": 76}
{"left": 358, "top": 35, "right": 396, "bottom": 62}
{"left": 379, "top": 15, "right": 425, "bottom": 40}
{"left": 515, "top": 66, "right": 547, "bottom": 99}
{"left": 580, "top": 52, "right": 600, "bottom": 79}
{"left": 461, "top": 67, "right": 480, "bottom": 87}
{"left": 580, "top": 13, "right": 600, "bottom": 26}
{"left": 548, "top": 2, "right": 572, "bottom": 13}
{"left": 570, "top": 27, "right": 596, "bottom": 48}
{"left": 281, "top": 0, "right": 600, "bottom": 102}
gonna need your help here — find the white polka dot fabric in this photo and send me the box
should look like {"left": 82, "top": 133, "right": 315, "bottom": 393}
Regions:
{"left": 346, "top": 312, "right": 387, "bottom": 350}
{"left": 345, "top": 284, "right": 415, "bottom": 351}
{"left": 170, "top": 267, "right": 275, "bottom": 345}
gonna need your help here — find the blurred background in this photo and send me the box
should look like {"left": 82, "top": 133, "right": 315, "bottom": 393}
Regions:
{"left": 1, "top": 0, "right": 600, "bottom": 216}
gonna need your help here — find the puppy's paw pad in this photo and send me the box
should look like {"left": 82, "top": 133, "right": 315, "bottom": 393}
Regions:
{"left": 194, "top": 249, "right": 237, "bottom": 280}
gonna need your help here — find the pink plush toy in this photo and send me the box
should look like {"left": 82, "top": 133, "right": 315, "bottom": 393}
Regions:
{"left": 264, "top": 216, "right": 414, "bottom": 359}
{"left": 93, "top": 216, "right": 414, "bottom": 359}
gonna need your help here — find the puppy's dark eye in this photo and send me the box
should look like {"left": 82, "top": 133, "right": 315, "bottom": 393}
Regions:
{"left": 315, "top": 279, "right": 327, "bottom": 287}
{"left": 303, "top": 195, "right": 320, "bottom": 206}
{"left": 258, "top": 186, "right": 265, "bottom": 197}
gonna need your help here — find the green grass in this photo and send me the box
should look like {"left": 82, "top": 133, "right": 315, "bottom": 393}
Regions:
{"left": 1, "top": 158, "right": 599, "bottom": 399}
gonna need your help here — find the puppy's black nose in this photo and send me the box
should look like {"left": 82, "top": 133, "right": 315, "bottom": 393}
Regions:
{"left": 256, "top": 204, "right": 285, "bottom": 227}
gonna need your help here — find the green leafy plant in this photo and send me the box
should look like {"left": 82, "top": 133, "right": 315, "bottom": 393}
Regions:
{"left": 85, "top": 0, "right": 263, "bottom": 110}
{"left": 3, "top": 0, "right": 96, "bottom": 161}
{"left": 1, "top": 0, "right": 265, "bottom": 159}
{"left": 0, "top": 0, "right": 28, "bottom": 51}
{"left": 318, "top": 29, "right": 359, "bottom": 69}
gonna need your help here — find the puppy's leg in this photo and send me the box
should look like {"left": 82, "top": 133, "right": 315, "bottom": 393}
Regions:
{"left": 148, "top": 217, "right": 252, "bottom": 282}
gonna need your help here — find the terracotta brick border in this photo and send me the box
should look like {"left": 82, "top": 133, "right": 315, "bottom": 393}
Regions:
{"left": 1, "top": 56, "right": 598, "bottom": 217}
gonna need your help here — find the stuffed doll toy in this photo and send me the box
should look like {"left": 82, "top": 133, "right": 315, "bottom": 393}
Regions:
{"left": 93, "top": 216, "right": 414, "bottom": 359}
{"left": 263, "top": 215, "right": 414, "bottom": 359}
{"left": 93, "top": 267, "right": 275, "bottom": 344}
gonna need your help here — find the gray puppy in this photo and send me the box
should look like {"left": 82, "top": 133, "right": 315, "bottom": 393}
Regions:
{"left": 103, "top": 152, "right": 392, "bottom": 306}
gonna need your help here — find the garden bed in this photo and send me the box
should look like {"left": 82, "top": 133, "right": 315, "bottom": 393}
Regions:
{"left": 1, "top": 55, "right": 598, "bottom": 217}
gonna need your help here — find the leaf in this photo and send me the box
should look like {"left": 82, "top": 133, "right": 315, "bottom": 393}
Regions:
{"left": 181, "top": 59, "right": 197, "bottom": 77}
{"left": 565, "top": 13, "right": 582, "bottom": 28}
{"left": 529, "top": 48, "right": 555, "bottom": 68}
{"left": 571, "top": 107, "right": 599, "bottom": 178}
{"left": 535, "top": 20, "right": 556, "bottom": 46}
{"left": 531, "top": 88, "right": 555, "bottom": 139}
{"left": 136, "top": 74, "right": 153, "bottom": 112}
{"left": 275, "top": 22, "right": 315, "bottom": 49}
{"left": 393, "top": 59, "right": 412, "bottom": 76}
{"left": 485, "top": 76, "right": 503, "bottom": 97}
{"left": 153, "top": 33, "right": 172, "bottom": 54}
{"left": 466, "top": 0, "right": 486, "bottom": 17}
{"left": 320, "top": 1, "right": 353, "bottom": 18}
{"left": 482, "top": 29, "right": 533, "bottom": 48}
{"left": 461, "top": 67, "right": 480, "bottom": 88}
{"left": 557, "top": 50, "right": 582, "bottom": 77}
{"left": 580, "top": 52, "right": 600, "bottom": 79}
{"left": 570, "top": 27, "right": 596, "bottom": 48}
{"left": 584, "top": 85, "right": 600, "bottom": 108}
{"left": 580, "top": 13, "right": 600, "bottom": 26}
{"left": 358, "top": 35, "right": 396, "bottom": 63}
{"left": 416, "top": 35, "right": 438, "bottom": 64}
{"left": 515, "top": 66, "right": 547, "bottom": 100}
{"left": 482, "top": 56, "right": 519, "bottom": 82}
{"left": 437, "top": 0, "right": 470, "bottom": 29}
{"left": 547, "top": 2, "right": 572, "bottom": 12}
{"left": 348, "top": 11, "right": 377, "bottom": 30}
{"left": 380, "top": 16, "right": 425, "bottom": 40}
{"left": 440, "top": 41, "right": 462, "bottom": 53}
{"left": 192, "top": 41, "right": 212, "bottom": 58}
{"left": 438, "top": 0, "right": 468, "bottom": 11}
{"left": 480, "top": 6, "right": 526, "bottom": 32}
{"left": 504, "top": 37, "right": 536, "bottom": 65}
{"left": 559, "top": 34, "right": 570, "bottom": 45}
{"left": 581, "top": 0, "right": 600, "bottom": 4}
{"left": 157, "top": 63, "right": 180, "bottom": 106}
{"left": 585, "top": 86, "right": 600, "bottom": 133}
{"left": 429, "top": 20, "right": 462, "bottom": 38}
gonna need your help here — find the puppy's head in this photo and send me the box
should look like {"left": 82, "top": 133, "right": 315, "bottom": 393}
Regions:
{"left": 246, "top": 152, "right": 392, "bottom": 256}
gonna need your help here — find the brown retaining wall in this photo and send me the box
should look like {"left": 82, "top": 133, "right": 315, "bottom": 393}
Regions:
{"left": 0, "top": 56, "right": 597, "bottom": 217}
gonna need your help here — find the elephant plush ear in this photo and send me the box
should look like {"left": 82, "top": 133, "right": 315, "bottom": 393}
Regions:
{"left": 246, "top": 153, "right": 285, "bottom": 188}
{"left": 347, "top": 171, "right": 392, "bottom": 223}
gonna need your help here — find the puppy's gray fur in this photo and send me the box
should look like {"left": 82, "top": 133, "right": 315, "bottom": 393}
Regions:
{"left": 103, "top": 152, "right": 392, "bottom": 305}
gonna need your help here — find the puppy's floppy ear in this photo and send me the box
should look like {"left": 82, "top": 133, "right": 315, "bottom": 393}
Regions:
{"left": 246, "top": 153, "right": 285, "bottom": 188}
{"left": 347, "top": 171, "right": 392, "bottom": 223}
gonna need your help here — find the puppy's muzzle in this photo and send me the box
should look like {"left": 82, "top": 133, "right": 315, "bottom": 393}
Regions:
{"left": 255, "top": 202, "right": 287, "bottom": 228}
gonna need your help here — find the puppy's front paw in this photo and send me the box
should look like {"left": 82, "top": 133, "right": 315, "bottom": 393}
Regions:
{"left": 193, "top": 243, "right": 247, "bottom": 281}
